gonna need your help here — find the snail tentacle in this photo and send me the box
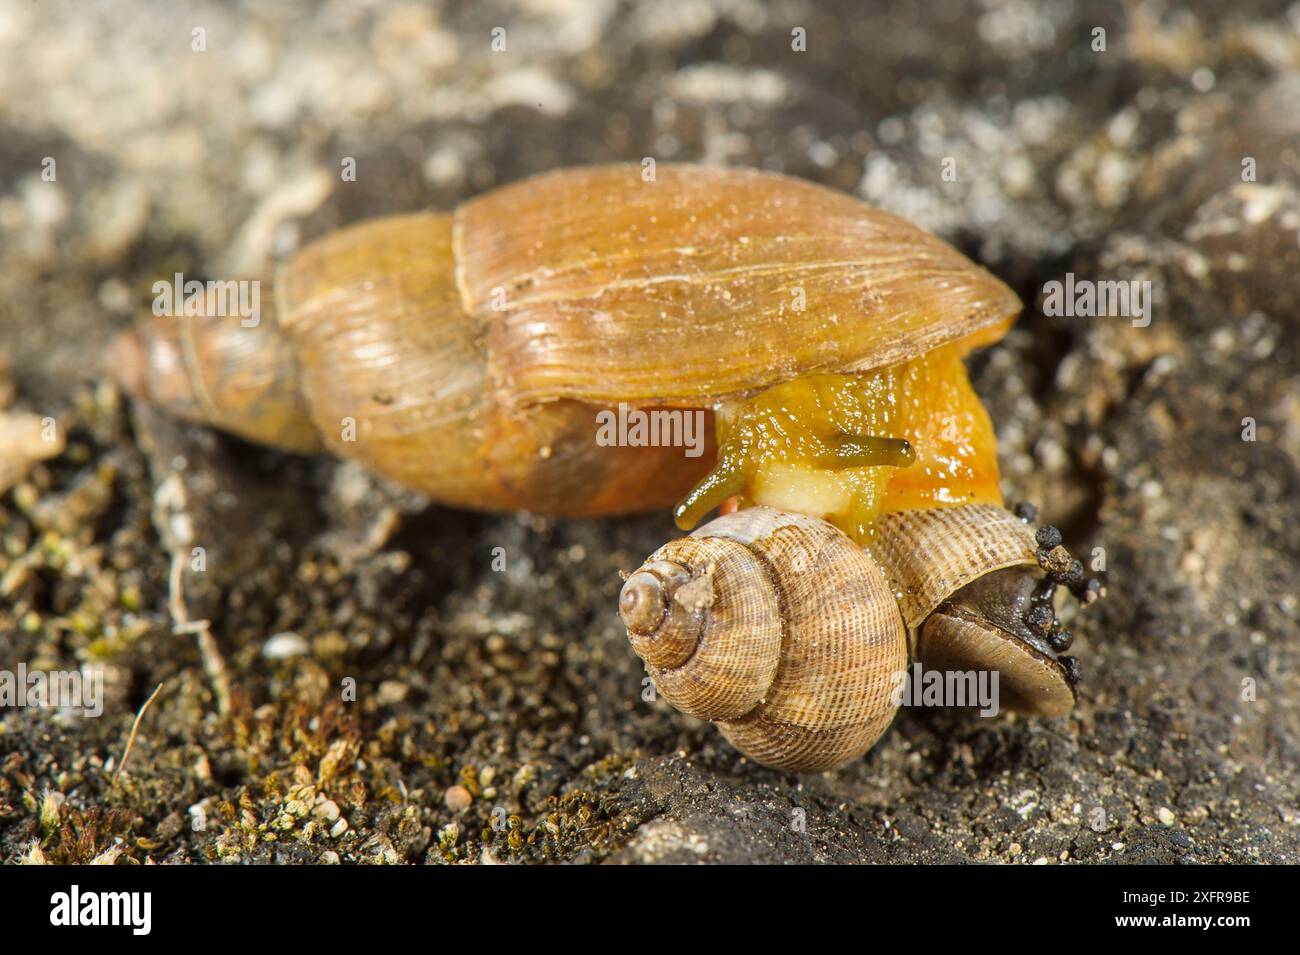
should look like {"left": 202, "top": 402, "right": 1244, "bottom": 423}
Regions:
{"left": 673, "top": 455, "right": 747, "bottom": 531}
{"left": 814, "top": 433, "right": 915, "bottom": 469}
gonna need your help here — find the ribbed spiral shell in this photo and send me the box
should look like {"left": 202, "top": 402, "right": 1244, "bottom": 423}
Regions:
{"left": 870, "top": 503, "right": 1075, "bottom": 715}
{"left": 870, "top": 504, "right": 1038, "bottom": 632}
{"left": 621, "top": 507, "right": 907, "bottom": 772}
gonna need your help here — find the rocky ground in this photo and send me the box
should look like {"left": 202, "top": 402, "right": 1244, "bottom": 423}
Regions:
{"left": 1, "top": 0, "right": 1297, "bottom": 864}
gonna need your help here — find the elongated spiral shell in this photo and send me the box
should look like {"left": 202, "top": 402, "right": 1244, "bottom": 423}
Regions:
{"left": 114, "top": 163, "right": 1020, "bottom": 518}
{"left": 620, "top": 507, "right": 907, "bottom": 772}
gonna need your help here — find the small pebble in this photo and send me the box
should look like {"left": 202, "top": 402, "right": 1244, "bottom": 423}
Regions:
{"left": 1027, "top": 605, "right": 1055, "bottom": 633}
{"left": 263, "top": 631, "right": 309, "bottom": 659}
{"left": 445, "top": 784, "right": 473, "bottom": 812}
{"left": 1035, "top": 525, "right": 1063, "bottom": 549}
{"left": 1039, "top": 544, "right": 1074, "bottom": 577}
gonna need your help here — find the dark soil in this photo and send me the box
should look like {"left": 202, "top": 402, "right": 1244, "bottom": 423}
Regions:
{"left": 1, "top": 0, "right": 1297, "bottom": 863}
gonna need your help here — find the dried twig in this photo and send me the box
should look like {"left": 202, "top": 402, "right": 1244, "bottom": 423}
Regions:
{"left": 168, "top": 551, "right": 231, "bottom": 715}
{"left": 113, "top": 681, "right": 164, "bottom": 782}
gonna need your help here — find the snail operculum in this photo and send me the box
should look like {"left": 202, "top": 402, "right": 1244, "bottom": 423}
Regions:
{"left": 922, "top": 566, "right": 1078, "bottom": 717}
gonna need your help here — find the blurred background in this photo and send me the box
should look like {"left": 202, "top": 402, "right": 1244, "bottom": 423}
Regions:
{"left": 1, "top": 0, "right": 1298, "bottom": 863}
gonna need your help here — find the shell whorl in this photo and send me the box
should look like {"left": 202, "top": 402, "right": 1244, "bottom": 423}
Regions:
{"left": 621, "top": 507, "right": 907, "bottom": 772}
{"left": 619, "top": 560, "right": 696, "bottom": 668}
{"left": 870, "top": 503, "right": 1077, "bottom": 714}
{"left": 869, "top": 503, "right": 1039, "bottom": 633}
{"left": 620, "top": 536, "right": 782, "bottom": 722}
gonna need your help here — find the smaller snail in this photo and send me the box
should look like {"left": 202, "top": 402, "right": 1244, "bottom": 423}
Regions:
{"left": 620, "top": 507, "right": 907, "bottom": 771}
{"left": 620, "top": 503, "right": 1093, "bottom": 772}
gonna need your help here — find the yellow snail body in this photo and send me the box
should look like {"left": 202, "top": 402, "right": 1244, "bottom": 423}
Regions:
{"left": 113, "top": 163, "right": 1098, "bottom": 771}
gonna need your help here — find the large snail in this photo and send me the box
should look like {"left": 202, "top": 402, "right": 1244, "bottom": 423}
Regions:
{"left": 113, "top": 163, "right": 1098, "bottom": 771}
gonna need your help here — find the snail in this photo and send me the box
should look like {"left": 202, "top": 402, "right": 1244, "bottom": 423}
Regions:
{"left": 111, "top": 163, "right": 1098, "bottom": 771}
{"left": 621, "top": 503, "right": 1094, "bottom": 771}
{"left": 110, "top": 163, "right": 1015, "bottom": 526}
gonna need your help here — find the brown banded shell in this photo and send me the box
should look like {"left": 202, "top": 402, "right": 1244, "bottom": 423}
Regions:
{"left": 870, "top": 504, "right": 1076, "bottom": 716}
{"left": 620, "top": 507, "right": 907, "bottom": 772}
{"left": 870, "top": 504, "right": 1039, "bottom": 631}
{"left": 622, "top": 503, "right": 1082, "bottom": 772}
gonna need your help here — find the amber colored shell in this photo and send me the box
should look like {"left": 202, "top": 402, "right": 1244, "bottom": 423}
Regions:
{"left": 115, "top": 163, "right": 1019, "bottom": 517}
{"left": 110, "top": 305, "right": 323, "bottom": 455}
{"left": 129, "top": 213, "right": 714, "bottom": 516}
{"left": 621, "top": 507, "right": 907, "bottom": 772}
{"left": 273, "top": 212, "right": 517, "bottom": 509}
{"left": 455, "top": 164, "right": 1021, "bottom": 406}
